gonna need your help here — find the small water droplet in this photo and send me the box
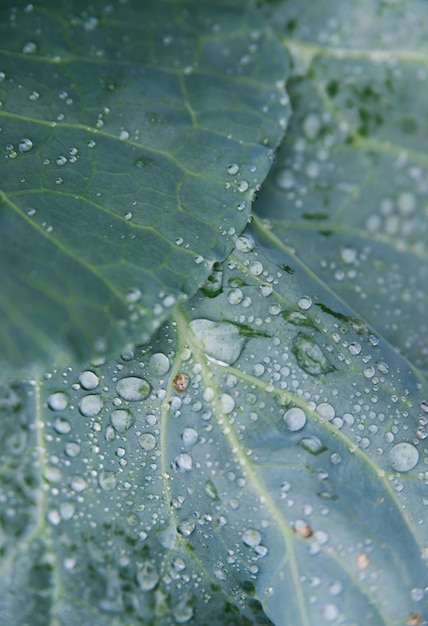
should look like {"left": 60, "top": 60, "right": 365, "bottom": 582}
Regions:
{"left": 220, "top": 393, "right": 235, "bottom": 414}
{"left": 292, "top": 333, "right": 334, "bottom": 376}
{"left": 119, "top": 129, "right": 129, "bottom": 140}
{"left": 316, "top": 402, "right": 335, "bottom": 421}
{"left": 297, "top": 296, "right": 312, "bottom": 310}
{"left": 22, "top": 41, "right": 37, "bottom": 54}
{"left": 238, "top": 180, "right": 249, "bottom": 192}
{"left": 116, "top": 376, "right": 150, "bottom": 401}
{"left": 54, "top": 416, "right": 71, "bottom": 434}
{"left": 389, "top": 442, "right": 419, "bottom": 472}
{"left": 173, "top": 593, "right": 193, "bottom": 623}
{"left": 242, "top": 528, "right": 261, "bottom": 548}
{"left": 18, "top": 138, "right": 33, "bottom": 153}
{"left": 227, "top": 163, "right": 239, "bottom": 175}
{"left": 300, "top": 436, "right": 326, "bottom": 455}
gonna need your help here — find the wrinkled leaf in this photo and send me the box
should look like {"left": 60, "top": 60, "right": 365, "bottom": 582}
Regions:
{"left": 256, "top": 0, "right": 428, "bottom": 376}
{"left": 1, "top": 237, "right": 427, "bottom": 625}
{"left": 0, "top": 0, "right": 290, "bottom": 375}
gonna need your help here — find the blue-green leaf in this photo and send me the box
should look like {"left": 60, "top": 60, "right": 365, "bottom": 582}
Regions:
{"left": 1, "top": 237, "right": 427, "bottom": 625}
{"left": 256, "top": 0, "right": 428, "bottom": 377}
{"left": 0, "top": 0, "right": 290, "bottom": 376}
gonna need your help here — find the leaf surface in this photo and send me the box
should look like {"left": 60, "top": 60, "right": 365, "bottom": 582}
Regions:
{"left": 0, "top": 0, "right": 290, "bottom": 375}
{"left": 255, "top": 0, "right": 428, "bottom": 377}
{"left": 1, "top": 237, "right": 427, "bottom": 625}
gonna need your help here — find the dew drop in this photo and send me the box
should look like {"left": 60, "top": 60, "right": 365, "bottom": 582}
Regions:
{"left": 18, "top": 138, "right": 33, "bottom": 153}
{"left": 137, "top": 561, "right": 159, "bottom": 591}
{"left": 316, "top": 402, "right": 335, "bottom": 421}
{"left": 227, "top": 163, "right": 239, "bottom": 175}
{"left": 292, "top": 333, "right": 334, "bottom": 376}
{"left": 116, "top": 376, "right": 150, "bottom": 401}
{"left": 181, "top": 427, "right": 198, "bottom": 447}
{"left": 149, "top": 352, "right": 170, "bottom": 376}
{"left": 283, "top": 407, "right": 307, "bottom": 431}
{"left": 173, "top": 593, "right": 193, "bottom": 623}
{"left": 189, "top": 319, "right": 245, "bottom": 365}
{"left": 22, "top": 41, "right": 37, "bottom": 54}
{"left": 323, "top": 603, "right": 339, "bottom": 623}
{"left": 119, "top": 129, "right": 130, "bottom": 140}
{"left": 177, "top": 518, "right": 195, "bottom": 536}
{"left": 242, "top": 528, "right": 261, "bottom": 548}
{"left": 138, "top": 433, "right": 156, "bottom": 451}
{"left": 389, "top": 442, "right": 419, "bottom": 472}
{"left": 238, "top": 180, "right": 249, "bottom": 192}
{"left": 300, "top": 436, "right": 326, "bottom": 455}
{"left": 78, "top": 370, "right": 99, "bottom": 390}
{"left": 99, "top": 471, "right": 117, "bottom": 491}
{"left": 47, "top": 392, "right": 69, "bottom": 411}
{"left": 174, "top": 453, "right": 193, "bottom": 471}
{"left": 111, "top": 409, "right": 134, "bottom": 433}
{"left": 78, "top": 394, "right": 103, "bottom": 417}
{"left": 220, "top": 393, "right": 235, "bottom": 414}
{"left": 297, "top": 296, "right": 312, "bottom": 310}
{"left": 54, "top": 416, "right": 71, "bottom": 434}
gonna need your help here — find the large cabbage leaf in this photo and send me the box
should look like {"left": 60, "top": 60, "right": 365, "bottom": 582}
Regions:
{"left": 0, "top": 0, "right": 290, "bottom": 375}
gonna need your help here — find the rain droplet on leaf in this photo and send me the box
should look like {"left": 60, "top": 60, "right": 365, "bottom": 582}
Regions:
{"left": 116, "top": 376, "right": 150, "bottom": 401}
{"left": 389, "top": 442, "right": 419, "bottom": 472}
{"left": 292, "top": 332, "right": 334, "bottom": 376}
{"left": 190, "top": 319, "right": 245, "bottom": 365}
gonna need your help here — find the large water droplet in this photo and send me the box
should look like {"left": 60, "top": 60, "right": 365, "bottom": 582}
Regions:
{"left": 173, "top": 593, "right": 193, "bottom": 623}
{"left": 18, "top": 138, "right": 33, "bottom": 153}
{"left": 99, "top": 471, "right": 117, "bottom": 491}
{"left": 137, "top": 561, "right": 159, "bottom": 591}
{"left": 111, "top": 409, "right": 134, "bottom": 433}
{"left": 177, "top": 518, "right": 195, "bottom": 536}
{"left": 78, "top": 370, "right": 99, "bottom": 390}
{"left": 149, "top": 352, "right": 170, "bottom": 376}
{"left": 138, "top": 433, "right": 156, "bottom": 451}
{"left": 389, "top": 442, "right": 419, "bottom": 472}
{"left": 292, "top": 333, "right": 334, "bottom": 376}
{"left": 116, "top": 376, "right": 150, "bottom": 401}
{"left": 181, "top": 427, "right": 198, "bottom": 447}
{"left": 189, "top": 319, "right": 245, "bottom": 365}
{"left": 284, "top": 407, "right": 307, "bottom": 431}
{"left": 174, "top": 453, "right": 193, "bottom": 471}
{"left": 47, "top": 391, "right": 69, "bottom": 411}
{"left": 79, "top": 394, "right": 103, "bottom": 417}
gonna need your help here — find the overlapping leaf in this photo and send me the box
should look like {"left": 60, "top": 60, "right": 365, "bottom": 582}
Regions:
{"left": 0, "top": 0, "right": 290, "bottom": 375}
{"left": 256, "top": 0, "right": 428, "bottom": 376}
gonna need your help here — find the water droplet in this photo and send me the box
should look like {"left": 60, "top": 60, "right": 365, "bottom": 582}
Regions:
{"left": 227, "top": 163, "right": 239, "bottom": 175}
{"left": 70, "top": 475, "right": 88, "bottom": 492}
{"left": 78, "top": 370, "right": 99, "bottom": 390}
{"left": 300, "top": 436, "right": 326, "bottom": 455}
{"left": 174, "top": 453, "right": 193, "bottom": 471}
{"left": 292, "top": 333, "right": 334, "bottom": 376}
{"left": 119, "top": 129, "right": 130, "bottom": 140}
{"left": 297, "top": 296, "right": 312, "bottom": 310}
{"left": 173, "top": 593, "right": 193, "bottom": 623}
{"left": 137, "top": 561, "right": 159, "bottom": 591}
{"left": 111, "top": 409, "right": 134, "bottom": 433}
{"left": 316, "top": 402, "right": 335, "bottom": 421}
{"left": 54, "top": 417, "right": 71, "bottom": 434}
{"left": 177, "top": 518, "right": 195, "bottom": 536}
{"left": 303, "top": 113, "right": 321, "bottom": 139}
{"left": 138, "top": 433, "right": 156, "bottom": 451}
{"left": 18, "top": 138, "right": 33, "bottom": 153}
{"left": 201, "top": 262, "right": 223, "bottom": 298}
{"left": 220, "top": 393, "right": 235, "bottom": 414}
{"left": 242, "top": 528, "right": 261, "bottom": 548}
{"left": 284, "top": 407, "right": 307, "bottom": 431}
{"left": 47, "top": 392, "right": 69, "bottom": 411}
{"left": 189, "top": 319, "right": 245, "bottom": 366}
{"left": 65, "top": 442, "right": 80, "bottom": 457}
{"left": 235, "top": 233, "right": 255, "bottom": 252}
{"left": 116, "top": 376, "right": 150, "bottom": 401}
{"left": 181, "top": 427, "right": 198, "bottom": 447}
{"left": 276, "top": 168, "right": 295, "bottom": 189}
{"left": 56, "top": 155, "right": 67, "bottom": 166}
{"left": 149, "top": 352, "right": 170, "bottom": 376}
{"left": 78, "top": 394, "right": 103, "bottom": 417}
{"left": 238, "top": 180, "right": 249, "bottom": 192}
{"left": 99, "top": 471, "right": 117, "bottom": 491}
{"left": 389, "top": 442, "right": 419, "bottom": 472}
{"left": 22, "top": 41, "right": 37, "bottom": 54}
{"left": 323, "top": 603, "right": 339, "bottom": 622}
{"left": 204, "top": 479, "right": 219, "bottom": 500}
